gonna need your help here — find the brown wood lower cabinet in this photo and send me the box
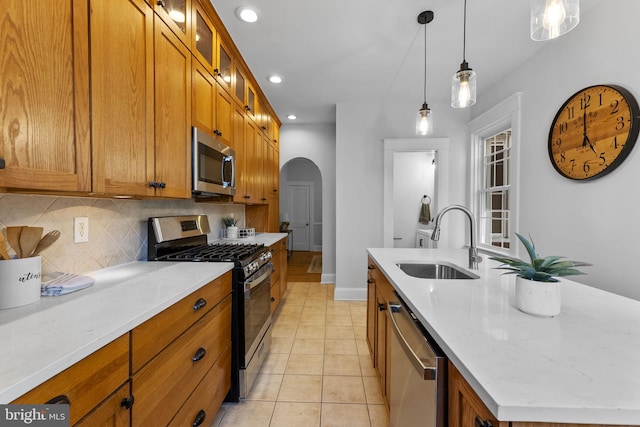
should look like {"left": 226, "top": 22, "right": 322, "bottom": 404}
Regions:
{"left": 75, "top": 382, "right": 132, "bottom": 427}
{"left": 12, "top": 334, "right": 130, "bottom": 426}
{"left": 269, "top": 238, "right": 288, "bottom": 313}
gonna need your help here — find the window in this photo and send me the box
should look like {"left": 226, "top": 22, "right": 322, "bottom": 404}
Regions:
{"left": 469, "top": 93, "right": 521, "bottom": 255}
{"left": 479, "top": 130, "right": 511, "bottom": 249}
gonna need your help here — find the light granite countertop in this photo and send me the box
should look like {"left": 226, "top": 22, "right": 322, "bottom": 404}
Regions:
{"left": 367, "top": 247, "right": 640, "bottom": 425}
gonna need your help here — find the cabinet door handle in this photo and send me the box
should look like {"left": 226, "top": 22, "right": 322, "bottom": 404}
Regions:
{"left": 271, "top": 296, "right": 275, "bottom": 302}
{"left": 378, "top": 303, "right": 386, "bottom": 311}
{"left": 367, "top": 264, "right": 374, "bottom": 270}
{"left": 193, "top": 298, "right": 207, "bottom": 311}
{"left": 192, "top": 347, "right": 206, "bottom": 362}
{"left": 157, "top": 0, "right": 166, "bottom": 6}
{"left": 45, "top": 395, "right": 70, "bottom": 405}
{"left": 149, "top": 181, "right": 157, "bottom": 188}
{"left": 367, "top": 279, "right": 373, "bottom": 284}
{"left": 193, "top": 409, "right": 206, "bottom": 427}
{"left": 120, "top": 395, "right": 135, "bottom": 410}
{"left": 0, "top": 158, "right": 5, "bottom": 169}
{"left": 474, "top": 416, "right": 493, "bottom": 427}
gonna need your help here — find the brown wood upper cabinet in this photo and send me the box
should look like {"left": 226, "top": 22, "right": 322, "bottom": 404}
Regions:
{"left": 0, "top": 0, "right": 91, "bottom": 192}
{"left": 153, "top": 0, "right": 192, "bottom": 46}
{"left": 192, "top": 60, "right": 233, "bottom": 148}
{"left": 91, "top": 0, "right": 191, "bottom": 198}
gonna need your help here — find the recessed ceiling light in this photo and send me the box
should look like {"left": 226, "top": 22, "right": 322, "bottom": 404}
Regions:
{"left": 268, "top": 75, "right": 282, "bottom": 84}
{"left": 287, "top": 114, "right": 297, "bottom": 120}
{"left": 235, "top": 7, "right": 259, "bottom": 23}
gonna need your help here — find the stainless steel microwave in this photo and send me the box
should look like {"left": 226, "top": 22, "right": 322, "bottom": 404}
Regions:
{"left": 192, "top": 127, "right": 236, "bottom": 196}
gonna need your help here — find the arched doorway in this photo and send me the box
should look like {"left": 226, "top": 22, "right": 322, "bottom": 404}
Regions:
{"left": 280, "top": 158, "right": 323, "bottom": 253}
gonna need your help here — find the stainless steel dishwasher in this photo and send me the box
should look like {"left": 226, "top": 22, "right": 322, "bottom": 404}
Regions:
{"left": 388, "top": 300, "right": 447, "bottom": 427}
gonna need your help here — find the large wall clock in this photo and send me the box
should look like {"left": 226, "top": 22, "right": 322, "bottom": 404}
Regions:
{"left": 548, "top": 84, "right": 640, "bottom": 180}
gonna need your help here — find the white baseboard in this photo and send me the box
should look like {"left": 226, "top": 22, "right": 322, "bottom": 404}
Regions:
{"left": 333, "top": 287, "right": 367, "bottom": 301}
{"left": 312, "top": 245, "right": 322, "bottom": 252}
{"left": 320, "top": 273, "right": 335, "bottom": 284}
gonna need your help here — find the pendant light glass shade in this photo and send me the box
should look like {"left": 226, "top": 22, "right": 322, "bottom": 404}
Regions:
{"left": 452, "top": 62, "right": 476, "bottom": 108}
{"left": 416, "top": 103, "right": 433, "bottom": 136}
{"left": 531, "top": 0, "right": 579, "bottom": 41}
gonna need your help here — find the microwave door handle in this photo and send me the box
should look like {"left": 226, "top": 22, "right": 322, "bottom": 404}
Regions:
{"left": 223, "top": 155, "right": 234, "bottom": 188}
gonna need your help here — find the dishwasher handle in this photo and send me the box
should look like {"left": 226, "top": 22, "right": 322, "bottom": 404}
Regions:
{"left": 388, "top": 302, "right": 437, "bottom": 381}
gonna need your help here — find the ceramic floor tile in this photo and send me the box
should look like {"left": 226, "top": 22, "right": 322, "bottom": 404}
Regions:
{"left": 321, "top": 375, "right": 366, "bottom": 403}
{"left": 359, "top": 355, "right": 377, "bottom": 377}
{"left": 246, "top": 373, "right": 283, "bottom": 401}
{"left": 270, "top": 336, "right": 295, "bottom": 354}
{"left": 324, "top": 339, "right": 358, "bottom": 355}
{"left": 325, "top": 325, "right": 355, "bottom": 340}
{"left": 351, "top": 315, "right": 366, "bottom": 326}
{"left": 299, "top": 313, "right": 326, "bottom": 325}
{"left": 362, "top": 376, "right": 385, "bottom": 404}
{"left": 277, "top": 374, "right": 323, "bottom": 402}
{"left": 325, "top": 315, "right": 353, "bottom": 327}
{"left": 320, "top": 403, "right": 371, "bottom": 427}
{"left": 215, "top": 400, "right": 275, "bottom": 427}
{"left": 260, "top": 353, "right": 289, "bottom": 374}
{"left": 271, "top": 402, "right": 321, "bottom": 427}
{"left": 368, "top": 404, "right": 390, "bottom": 427}
{"left": 353, "top": 325, "right": 366, "bottom": 340}
{"left": 274, "top": 313, "right": 301, "bottom": 326}
{"left": 296, "top": 324, "right": 326, "bottom": 339}
{"left": 323, "top": 354, "right": 361, "bottom": 376}
{"left": 291, "top": 337, "right": 325, "bottom": 355}
{"left": 356, "top": 339, "right": 370, "bottom": 356}
{"left": 286, "top": 353, "right": 324, "bottom": 375}
{"left": 271, "top": 323, "right": 298, "bottom": 338}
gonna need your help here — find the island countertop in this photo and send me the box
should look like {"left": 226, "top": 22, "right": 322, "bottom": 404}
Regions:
{"left": 367, "top": 247, "right": 640, "bottom": 425}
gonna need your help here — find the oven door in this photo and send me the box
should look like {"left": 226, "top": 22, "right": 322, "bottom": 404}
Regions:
{"left": 243, "top": 262, "right": 272, "bottom": 366}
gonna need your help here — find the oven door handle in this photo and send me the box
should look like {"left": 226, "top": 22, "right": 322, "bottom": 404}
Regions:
{"left": 245, "top": 263, "right": 272, "bottom": 291}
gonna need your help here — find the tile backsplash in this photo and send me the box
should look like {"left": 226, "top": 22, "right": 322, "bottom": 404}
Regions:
{"left": 0, "top": 194, "right": 244, "bottom": 276}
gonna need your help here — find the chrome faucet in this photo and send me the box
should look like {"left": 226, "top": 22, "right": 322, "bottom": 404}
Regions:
{"left": 430, "top": 205, "right": 482, "bottom": 270}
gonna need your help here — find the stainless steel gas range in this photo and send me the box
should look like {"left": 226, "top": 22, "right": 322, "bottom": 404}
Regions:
{"left": 147, "top": 215, "right": 272, "bottom": 401}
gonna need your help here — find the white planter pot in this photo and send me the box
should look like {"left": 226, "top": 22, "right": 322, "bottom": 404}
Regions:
{"left": 226, "top": 226, "right": 238, "bottom": 239}
{"left": 515, "top": 276, "right": 561, "bottom": 317}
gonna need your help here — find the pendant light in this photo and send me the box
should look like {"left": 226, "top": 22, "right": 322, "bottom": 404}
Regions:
{"left": 416, "top": 11, "right": 434, "bottom": 136}
{"left": 451, "top": 0, "right": 476, "bottom": 108}
{"left": 531, "top": 0, "right": 580, "bottom": 41}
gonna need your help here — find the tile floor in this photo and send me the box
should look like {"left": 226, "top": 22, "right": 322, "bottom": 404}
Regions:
{"left": 211, "top": 282, "right": 389, "bottom": 427}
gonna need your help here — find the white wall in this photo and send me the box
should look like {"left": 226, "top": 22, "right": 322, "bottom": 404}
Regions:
{"left": 471, "top": 0, "right": 640, "bottom": 300}
{"left": 279, "top": 123, "right": 336, "bottom": 284}
{"left": 335, "top": 102, "right": 469, "bottom": 300}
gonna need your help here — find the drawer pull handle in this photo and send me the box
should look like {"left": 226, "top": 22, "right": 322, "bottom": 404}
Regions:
{"left": 121, "top": 395, "right": 135, "bottom": 410}
{"left": 192, "top": 347, "right": 206, "bottom": 362}
{"left": 378, "top": 303, "right": 386, "bottom": 311}
{"left": 368, "top": 264, "right": 374, "bottom": 270}
{"left": 271, "top": 296, "right": 275, "bottom": 302}
{"left": 367, "top": 279, "right": 373, "bottom": 284}
{"left": 46, "top": 395, "right": 70, "bottom": 405}
{"left": 193, "top": 409, "right": 206, "bottom": 427}
{"left": 193, "top": 298, "right": 207, "bottom": 311}
{"left": 475, "top": 416, "right": 493, "bottom": 427}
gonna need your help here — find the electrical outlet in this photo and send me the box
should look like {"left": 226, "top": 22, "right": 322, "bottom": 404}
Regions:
{"left": 74, "top": 217, "right": 89, "bottom": 243}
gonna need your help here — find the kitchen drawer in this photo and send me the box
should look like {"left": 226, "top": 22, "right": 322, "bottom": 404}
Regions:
{"left": 75, "top": 381, "right": 131, "bottom": 427}
{"left": 131, "top": 270, "right": 232, "bottom": 372}
{"left": 132, "top": 294, "right": 231, "bottom": 426}
{"left": 167, "top": 345, "right": 231, "bottom": 427}
{"left": 12, "top": 334, "right": 129, "bottom": 426}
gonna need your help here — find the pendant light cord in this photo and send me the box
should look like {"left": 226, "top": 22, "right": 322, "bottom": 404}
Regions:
{"left": 462, "top": 0, "right": 467, "bottom": 62}
{"left": 423, "top": 19, "right": 427, "bottom": 103}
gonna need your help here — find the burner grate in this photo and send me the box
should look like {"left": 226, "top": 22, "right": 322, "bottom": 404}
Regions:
{"left": 164, "top": 243, "right": 264, "bottom": 262}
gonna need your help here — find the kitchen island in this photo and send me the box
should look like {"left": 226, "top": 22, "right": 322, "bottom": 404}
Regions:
{"left": 367, "top": 247, "right": 640, "bottom": 425}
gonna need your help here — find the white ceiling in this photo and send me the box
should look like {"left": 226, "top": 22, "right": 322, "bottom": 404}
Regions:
{"left": 210, "top": 0, "right": 600, "bottom": 124}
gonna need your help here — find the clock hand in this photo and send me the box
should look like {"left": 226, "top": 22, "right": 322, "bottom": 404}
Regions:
{"left": 582, "top": 110, "right": 597, "bottom": 154}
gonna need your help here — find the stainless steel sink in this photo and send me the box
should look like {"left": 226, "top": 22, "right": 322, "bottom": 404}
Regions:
{"left": 396, "top": 262, "right": 479, "bottom": 280}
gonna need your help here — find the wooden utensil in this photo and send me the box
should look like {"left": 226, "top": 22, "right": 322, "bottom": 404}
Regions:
{"left": 0, "top": 231, "right": 10, "bottom": 260}
{"left": 6, "top": 226, "right": 23, "bottom": 258}
{"left": 19, "top": 226, "right": 43, "bottom": 258}
{"left": 32, "top": 230, "right": 61, "bottom": 256}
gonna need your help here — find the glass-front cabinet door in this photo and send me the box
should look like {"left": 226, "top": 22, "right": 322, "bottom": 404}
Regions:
{"left": 235, "top": 66, "right": 246, "bottom": 106}
{"left": 192, "top": 2, "right": 215, "bottom": 73}
{"left": 216, "top": 41, "right": 232, "bottom": 93}
{"left": 154, "top": 0, "right": 191, "bottom": 44}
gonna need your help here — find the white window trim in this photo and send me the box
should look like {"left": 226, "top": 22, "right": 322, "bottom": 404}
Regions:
{"left": 468, "top": 93, "right": 523, "bottom": 257}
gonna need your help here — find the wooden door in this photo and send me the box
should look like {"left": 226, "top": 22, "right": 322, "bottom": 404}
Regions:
{"left": 75, "top": 383, "right": 131, "bottom": 427}
{"left": 215, "top": 83, "right": 233, "bottom": 147}
{"left": 154, "top": 15, "right": 191, "bottom": 198}
{"left": 0, "top": 0, "right": 90, "bottom": 192}
{"left": 232, "top": 105, "right": 248, "bottom": 203}
{"left": 449, "top": 361, "right": 505, "bottom": 427}
{"left": 90, "top": 0, "right": 155, "bottom": 196}
{"left": 153, "top": 0, "right": 191, "bottom": 46}
{"left": 191, "top": 0, "right": 216, "bottom": 74}
{"left": 215, "top": 39, "right": 233, "bottom": 95}
{"left": 192, "top": 59, "right": 215, "bottom": 135}
{"left": 243, "top": 119, "right": 257, "bottom": 202}
{"left": 375, "top": 290, "right": 387, "bottom": 396}
{"left": 288, "top": 184, "right": 311, "bottom": 251}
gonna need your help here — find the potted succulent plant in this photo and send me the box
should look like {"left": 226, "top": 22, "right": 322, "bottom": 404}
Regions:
{"left": 222, "top": 216, "right": 239, "bottom": 239}
{"left": 490, "top": 233, "right": 590, "bottom": 317}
